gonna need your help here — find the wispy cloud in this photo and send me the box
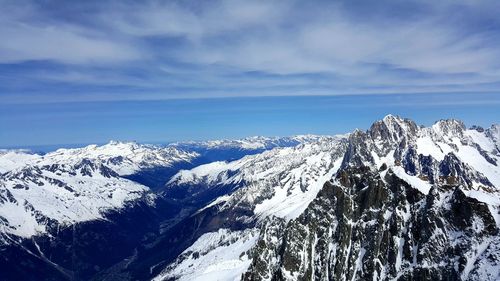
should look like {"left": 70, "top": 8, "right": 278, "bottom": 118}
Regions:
{"left": 0, "top": 1, "right": 141, "bottom": 64}
{"left": 1, "top": 0, "right": 500, "bottom": 103}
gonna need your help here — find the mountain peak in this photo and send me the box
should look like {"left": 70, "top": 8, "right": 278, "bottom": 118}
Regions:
{"left": 382, "top": 113, "right": 400, "bottom": 122}
{"left": 382, "top": 114, "right": 416, "bottom": 128}
{"left": 105, "top": 140, "right": 141, "bottom": 148}
{"left": 432, "top": 119, "right": 465, "bottom": 137}
{"left": 369, "top": 115, "right": 418, "bottom": 143}
{"left": 108, "top": 140, "right": 121, "bottom": 145}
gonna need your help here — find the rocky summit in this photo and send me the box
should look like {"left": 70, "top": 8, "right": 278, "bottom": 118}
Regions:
{"left": 1, "top": 116, "right": 499, "bottom": 281}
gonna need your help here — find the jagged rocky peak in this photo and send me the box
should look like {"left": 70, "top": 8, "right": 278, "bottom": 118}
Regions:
{"left": 486, "top": 124, "right": 500, "bottom": 146}
{"left": 432, "top": 118, "right": 466, "bottom": 138}
{"left": 369, "top": 114, "right": 419, "bottom": 143}
{"left": 341, "top": 115, "right": 419, "bottom": 169}
{"left": 341, "top": 129, "right": 373, "bottom": 169}
{"left": 490, "top": 124, "right": 500, "bottom": 135}
{"left": 243, "top": 165, "right": 500, "bottom": 281}
{"left": 470, "top": 125, "right": 485, "bottom": 132}
{"left": 343, "top": 115, "right": 500, "bottom": 183}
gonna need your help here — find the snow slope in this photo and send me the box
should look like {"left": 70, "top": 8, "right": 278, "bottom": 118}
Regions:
{"left": 0, "top": 150, "right": 40, "bottom": 174}
{"left": 153, "top": 228, "right": 259, "bottom": 281}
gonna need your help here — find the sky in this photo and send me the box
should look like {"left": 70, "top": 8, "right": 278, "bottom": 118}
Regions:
{"left": 1, "top": 0, "right": 499, "bottom": 147}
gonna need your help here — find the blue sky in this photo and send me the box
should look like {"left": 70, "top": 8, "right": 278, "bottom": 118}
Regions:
{"left": 1, "top": 0, "right": 499, "bottom": 147}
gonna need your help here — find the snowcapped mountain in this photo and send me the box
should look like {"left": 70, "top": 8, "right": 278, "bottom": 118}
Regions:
{"left": 0, "top": 159, "right": 148, "bottom": 239}
{"left": 156, "top": 115, "right": 500, "bottom": 281}
{"left": 0, "top": 141, "right": 199, "bottom": 239}
{"left": 343, "top": 115, "right": 500, "bottom": 198}
{"left": 1, "top": 116, "right": 499, "bottom": 281}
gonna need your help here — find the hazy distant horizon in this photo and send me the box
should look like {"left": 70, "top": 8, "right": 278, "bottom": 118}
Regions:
{"left": 0, "top": 102, "right": 500, "bottom": 150}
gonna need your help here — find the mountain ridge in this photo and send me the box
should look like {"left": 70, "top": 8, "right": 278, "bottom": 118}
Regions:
{"left": 0, "top": 115, "right": 499, "bottom": 281}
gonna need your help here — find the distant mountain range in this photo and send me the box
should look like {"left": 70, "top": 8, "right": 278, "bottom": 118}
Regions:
{"left": 0, "top": 116, "right": 499, "bottom": 281}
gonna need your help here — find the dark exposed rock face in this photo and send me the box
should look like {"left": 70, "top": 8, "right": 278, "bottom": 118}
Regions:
{"left": 402, "top": 149, "right": 493, "bottom": 189}
{"left": 369, "top": 115, "right": 419, "bottom": 145}
{"left": 243, "top": 167, "right": 499, "bottom": 281}
{"left": 470, "top": 126, "right": 485, "bottom": 133}
{"left": 74, "top": 158, "right": 119, "bottom": 178}
{"left": 242, "top": 217, "right": 287, "bottom": 281}
{"left": 434, "top": 119, "right": 466, "bottom": 138}
{"left": 438, "top": 153, "right": 493, "bottom": 187}
{"left": 341, "top": 115, "right": 420, "bottom": 169}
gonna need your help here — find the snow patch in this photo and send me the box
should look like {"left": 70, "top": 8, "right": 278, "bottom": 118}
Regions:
{"left": 392, "top": 166, "right": 432, "bottom": 195}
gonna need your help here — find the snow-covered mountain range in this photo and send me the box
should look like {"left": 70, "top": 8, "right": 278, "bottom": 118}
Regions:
{"left": 0, "top": 136, "right": 321, "bottom": 240}
{"left": 156, "top": 115, "right": 500, "bottom": 281}
{"left": 1, "top": 116, "right": 499, "bottom": 281}
{"left": 1, "top": 141, "right": 197, "bottom": 175}
{"left": 170, "top": 135, "right": 328, "bottom": 151}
